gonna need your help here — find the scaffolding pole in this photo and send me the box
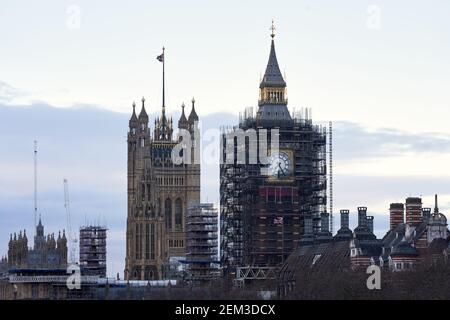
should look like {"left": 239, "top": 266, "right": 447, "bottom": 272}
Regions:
{"left": 329, "top": 122, "right": 333, "bottom": 235}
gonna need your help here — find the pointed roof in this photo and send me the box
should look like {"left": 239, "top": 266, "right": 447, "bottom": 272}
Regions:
{"left": 179, "top": 103, "right": 188, "bottom": 124}
{"left": 260, "top": 38, "right": 286, "bottom": 89}
{"left": 188, "top": 97, "right": 199, "bottom": 122}
{"left": 130, "top": 101, "right": 138, "bottom": 121}
{"left": 139, "top": 97, "right": 148, "bottom": 119}
{"left": 36, "top": 215, "right": 44, "bottom": 236}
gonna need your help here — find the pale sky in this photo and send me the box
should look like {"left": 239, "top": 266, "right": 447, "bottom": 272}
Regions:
{"left": 1, "top": 0, "right": 450, "bottom": 133}
{"left": 1, "top": 0, "right": 450, "bottom": 277}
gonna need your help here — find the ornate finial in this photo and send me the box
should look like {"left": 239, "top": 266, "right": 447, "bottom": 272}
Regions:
{"left": 192, "top": 97, "right": 195, "bottom": 105}
{"left": 182, "top": 102, "right": 185, "bottom": 109}
{"left": 270, "top": 19, "right": 276, "bottom": 39}
{"left": 142, "top": 97, "right": 145, "bottom": 105}
{"left": 132, "top": 101, "right": 136, "bottom": 108}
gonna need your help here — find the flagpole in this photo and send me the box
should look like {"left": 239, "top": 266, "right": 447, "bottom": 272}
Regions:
{"left": 162, "top": 47, "right": 165, "bottom": 109}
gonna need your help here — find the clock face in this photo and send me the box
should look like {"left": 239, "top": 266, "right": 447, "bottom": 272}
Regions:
{"left": 268, "top": 151, "right": 292, "bottom": 178}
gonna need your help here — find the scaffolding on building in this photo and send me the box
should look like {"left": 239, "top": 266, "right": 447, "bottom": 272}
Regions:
{"left": 185, "top": 204, "right": 220, "bottom": 285}
{"left": 220, "top": 109, "right": 328, "bottom": 275}
{"left": 79, "top": 226, "right": 107, "bottom": 278}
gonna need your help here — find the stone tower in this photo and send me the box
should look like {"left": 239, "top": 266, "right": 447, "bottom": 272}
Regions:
{"left": 125, "top": 60, "right": 200, "bottom": 280}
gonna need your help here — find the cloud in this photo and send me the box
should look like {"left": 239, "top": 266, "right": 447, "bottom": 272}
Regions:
{"left": 333, "top": 121, "right": 450, "bottom": 160}
{"left": 0, "top": 81, "right": 26, "bottom": 104}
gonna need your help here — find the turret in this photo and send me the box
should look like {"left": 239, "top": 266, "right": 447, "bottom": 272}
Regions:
{"left": 188, "top": 97, "right": 199, "bottom": 123}
{"left": 129, "top": 101, "right": 138, "bottom": 131}
{"left": 427, "top": 194, "right": 448, "bottom": 244}
{"left": 138, "top": 97, "right": 149, "bottom": 124}
{"left": 178, "top": 103, "right": 189, "bottom": 130}
{"left": 37, "top": 216, "right": 44, "bottom": 237}
{"left": 256, "top": 20, "right": 291, "bottom": 121}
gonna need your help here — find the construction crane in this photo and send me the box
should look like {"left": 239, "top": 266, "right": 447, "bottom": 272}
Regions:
{"left": 63, "top": 179, "right": 78, "bottom": 264}
{"left": 34, "top": 140, "right": 38, "bottom": 231}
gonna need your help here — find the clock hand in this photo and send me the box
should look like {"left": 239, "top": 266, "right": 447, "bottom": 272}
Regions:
{"left": 278, "top": 162, "right": 285, "bottom": 175}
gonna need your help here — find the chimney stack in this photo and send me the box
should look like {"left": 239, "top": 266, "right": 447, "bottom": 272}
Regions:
{"left": 315, "top": 211, "right": 332, "bottom": 243}
{"left": 321, "top": 211, "right": 330, "bottom": 233}
{"left": 405, "top": 197, "right": 422, "bottom": 227}
{"left": 299, "top": 214, "right": 315, "bottom": 245}
{"left": 357, "top": 207, "right": 367, "bottom": 228}
{"left": 422, "top": 207, "right": 431, "bottom": 220}
{"left": 334, "top": 209, "right": 353, "bottom": 241}
{"left": 340, "top": 209, "right": 350, "bottom": 230}
{"left": 389, "top": 203, "right": 404, "bottom": 230}
{"left": 366, "top": 216, "right": 374, "bottom": 233}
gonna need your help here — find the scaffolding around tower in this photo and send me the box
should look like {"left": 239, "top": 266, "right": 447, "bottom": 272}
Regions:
{"left": 220, "top": 110, "right": 327, "bottom": 274}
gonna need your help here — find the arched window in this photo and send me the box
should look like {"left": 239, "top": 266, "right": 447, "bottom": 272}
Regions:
{"left": 165, "top": 198, "right": 172, "bottom": 230}
{"left": 145, "top": 267, "right": 154, "bottom": 280}
{"left": 175, "top": 198, "right": 183, "bottom": 231}
{"left": 157, "top": 198, "right": 161, "bottom": 217}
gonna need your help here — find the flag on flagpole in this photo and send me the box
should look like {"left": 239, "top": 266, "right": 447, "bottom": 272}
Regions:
{"left": 157, "top": 53, "right": 164, "bottom": 62}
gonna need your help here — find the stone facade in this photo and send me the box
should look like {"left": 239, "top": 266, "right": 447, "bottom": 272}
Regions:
{"left": 125, "top": 97, "right": 200, "bottom": 280}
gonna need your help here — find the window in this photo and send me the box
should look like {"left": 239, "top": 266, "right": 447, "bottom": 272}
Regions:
{"left": 150, "top": 224, "right": 155, "bottom": 260}
{"left": 145, "top": 224, "right": 150, "bottom": 260}
{"left": 165, "top": 198, "right": 172, "bottom": 229}
{"left": 139, "top": 224, "right": 143, "bottom": 260}
{"left": 175, "top": 198, "right": 183, "bottom": 231}
{"left": 135, "top": 224, "right": 139, "bottom": 259}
